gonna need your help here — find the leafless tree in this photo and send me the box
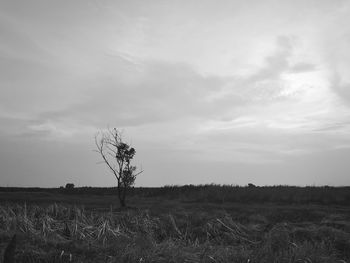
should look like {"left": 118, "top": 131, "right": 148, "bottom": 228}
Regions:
{"left": 95, "top": 128, "right": 142, "bottom": 207}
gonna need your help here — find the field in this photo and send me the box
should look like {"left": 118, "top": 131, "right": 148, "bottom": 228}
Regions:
{"left": 1, "top": 185, "right": 350, "bottom": 263}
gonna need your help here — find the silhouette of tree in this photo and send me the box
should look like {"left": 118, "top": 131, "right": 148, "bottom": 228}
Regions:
{"left": 65, "top": 183, "right": 74, "bottom": 190}
{"left": 95, "top": 128, "right": 142, "bottom": 207}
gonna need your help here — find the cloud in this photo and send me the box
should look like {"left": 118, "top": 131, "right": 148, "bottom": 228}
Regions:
{"left": 19, "top": 35, "right": 348, "bottom": 149}
{"left": 312, "top": 121, "right": 350, "bottom": 132}
{"left": 288, "top": 62, "right": 317, "bottom": 73}
{"left": 330, "top": 73, "right": 350, "bottom": 104}
{"left": 316, "top": 1, "right": 350, "bottom": 104}
{"left": 249, "top": 36, "right": 293, "bottom": 81}
{"left": 25, "top": 121, "right": 78, "bottom": 139}
{"left": 31, "top": 36, "right": 305, "bottom": 139}
{"left": 203, "top": 36, "right": 298, "bottom": 109}
{"left": 0, "top": 15, "right": 49, "bottom": 61}
{"left": 38, "top": 58, "right": 226, "bottom": 128}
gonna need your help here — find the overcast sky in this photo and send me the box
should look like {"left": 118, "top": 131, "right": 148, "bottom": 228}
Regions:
{"left": 1, "top": 0, "right": 350, "bottom": 187}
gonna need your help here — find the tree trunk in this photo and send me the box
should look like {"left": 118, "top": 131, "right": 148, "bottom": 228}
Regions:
{"left": 117, "top": 182, "right": 126, "bottom": 208}
{"left": 122, "top": 184, "right": 127, "bottom": 205}
{"left": 119, "top": 197, "right": 126, "bottom": 207}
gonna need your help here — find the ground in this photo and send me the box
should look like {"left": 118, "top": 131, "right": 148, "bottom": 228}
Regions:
{"left": 0, "top": 186, "right": 349, "bottom": 262}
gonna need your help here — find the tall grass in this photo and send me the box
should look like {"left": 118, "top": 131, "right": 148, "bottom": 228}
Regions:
{"left": 1, "top": 203, "right": 350, "bottom": 262}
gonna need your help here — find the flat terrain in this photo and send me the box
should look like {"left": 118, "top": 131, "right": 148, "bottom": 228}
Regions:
{"left": 0, "top": 186, "right": 350, "bottom": 262}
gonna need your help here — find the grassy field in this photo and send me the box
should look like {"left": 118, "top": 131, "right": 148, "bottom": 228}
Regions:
{"left": 0, "top": 186, "right": 350, "bottom": 262}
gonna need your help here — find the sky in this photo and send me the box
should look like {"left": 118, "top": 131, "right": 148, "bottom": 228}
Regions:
{"left": 0, "top": 0, "right": 350, "bottom": 187}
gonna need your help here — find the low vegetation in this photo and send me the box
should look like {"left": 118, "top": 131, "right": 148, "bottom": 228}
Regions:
{"left": 1, "top": 184, "right": 350, "bottom": 205}
{"left": 0, "top": 187, "right": 350, "bottom": 262}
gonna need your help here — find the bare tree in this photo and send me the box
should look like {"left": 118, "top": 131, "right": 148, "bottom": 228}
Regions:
{"left": 95, "top": 128, "right": 142, "bottom": 207}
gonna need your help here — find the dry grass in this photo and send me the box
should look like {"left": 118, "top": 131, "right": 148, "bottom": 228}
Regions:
{"left": 0, "top": 202, "right": 350, "bottom": 262}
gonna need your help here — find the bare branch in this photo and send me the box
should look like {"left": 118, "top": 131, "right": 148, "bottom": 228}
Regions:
{"left": 95, "top": 133, "right": 120, "bottom": 180}
{"left": 134, "top": 170, "right": 144, "bottom": 177}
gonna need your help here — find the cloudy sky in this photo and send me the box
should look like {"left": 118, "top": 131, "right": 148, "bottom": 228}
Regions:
{"left": 1, "top": 0, "right": 350, "bottom": 187}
